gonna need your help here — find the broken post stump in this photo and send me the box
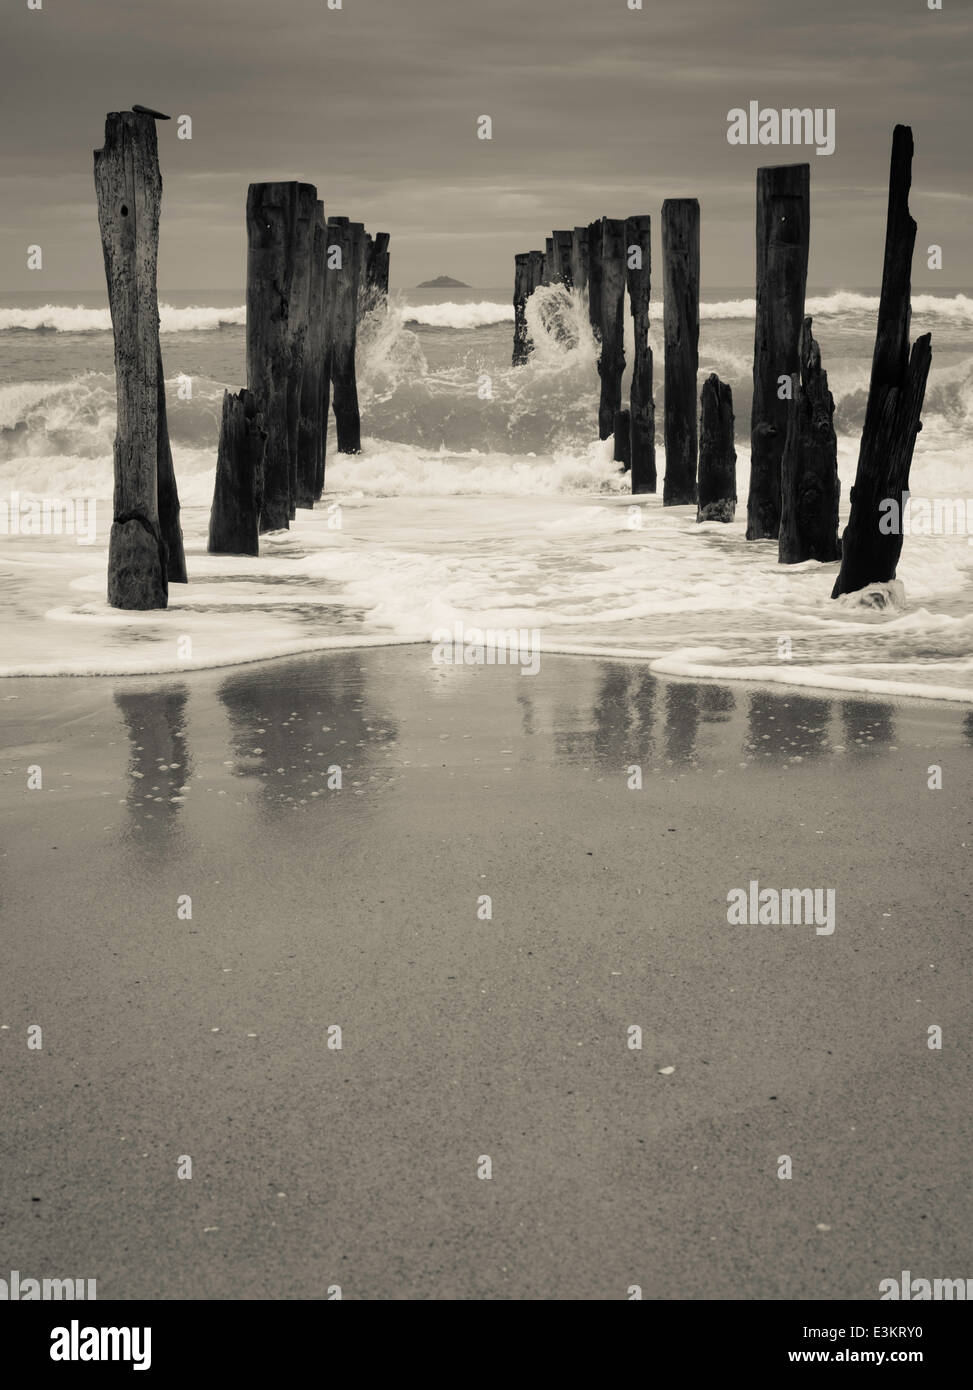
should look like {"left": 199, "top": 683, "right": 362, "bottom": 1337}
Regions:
{"left": 779, "top": 318, "right": 840, "bottom": 562}
{"left": 697, "top": 374, "right": 737, "bottom": 522}
{"left": 208, "top": 389, "right": 266, "bottom": 556}
{"left": 613, "top": 408, "right": 632, "bottom": 470}
{"left": 570, "top": 226, "right": 589, "bottom": 296}
{"left": 94, "top": 110, "right": 174, "bottom": 609}
{"left": 298, "top": 200, "right": 327, "bottom": 509}
{"left": 662, "top": 198, "right": 700, "bottom": 505}
{"left": 287, "top": 184, "right": 316, "bottom": 515}
{"left": 626, "top": 213, "right": 655, "bottom": 494}
{"left": 330, "top": 218, "right": 364, "bottom": 454}
{"left": 247, "top": 181, "right": 298, "bottom": 532}
{"left": 598, "top": 218, "right": 626, "bottom": 440}
{"left": 746, "top": 164, "right": 810, "bottom": 539}
{"left": 512, "top": 252, "right": 531, "bottom": 366}
{"left": 832, "top": 127, "right": 932, "bottom": 596}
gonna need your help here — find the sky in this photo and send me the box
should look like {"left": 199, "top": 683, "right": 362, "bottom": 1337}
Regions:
{"left": 2, "top": 0, "right": 970, "bottom": 294}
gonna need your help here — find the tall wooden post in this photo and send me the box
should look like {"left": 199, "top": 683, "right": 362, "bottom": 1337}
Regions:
{"left": 285, "top": 184, "right": 316, "bottom": 516}
{"left": 512, "top": 252, "right": 531, "bottom": 366}
{"left": 626, "top": 213, "right": 655, "bottom": 493}
{"left": 208, "top": 389, "right": 266, "bottom": 556}
{"left": 330, "top": 218, "right": 364, "bottom": 454}
{"left": 697, "top": 375, "right": 736, "bottom": 522}
{"left": 832, "top": 127, "right": 932, "bottom": 596}
{"left": 297, "top": 200, "right": 327, "bottom": 509}
{"left": 779, "top": 318, "right": 840, "bottom": 562}
{"left": 613, "top": 408, "right": 632, "bottom": 470}
{"left": 95, "top": 110, "right": 182, "bottom": 608}
{"left": 247, "top": 182, "right": 297, "bottom": 531}
{"left": 570, "top": 226, "right": 589, "bottom": 295}
{"left": 661, "top": 198, "right": 700, "bottom": 505}
{"left": 746, "top": 164, "right": 810, "bottom": 539}
{"left": 598, "top": 218, "right": 626, "bottom": 440}
{"left": 587, "top": 217, "right": 604, "bottom": 344}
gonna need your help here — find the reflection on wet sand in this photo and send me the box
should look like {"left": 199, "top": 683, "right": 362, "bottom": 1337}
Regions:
{"left": 115, "top": 685, "right": 193, "bottom": 845}
{"left": 839, "top": 699, "right": 897, "bottom": 755}
{"left": 745, "top": 692, "right": 836, "bottom": 761}
{"left": 553, "top": 665, "right": 658, "bottom": 768}
{"left": 217, "top": 653, "right": 399, "bottom": 816}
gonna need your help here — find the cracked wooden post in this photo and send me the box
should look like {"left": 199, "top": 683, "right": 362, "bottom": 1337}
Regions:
{"left": 746, "top": 164, "right": 810, "bottom": 539}
{"left": 297, "top": 199, "right": 327, "bottom": 510}
{"left": 570, "top": 226, "right": 589, "bottom": 296}
{"left": 662, "top": 198, "right": 700, "bottom": 506}
{"left": 208, "top": 389, "right": 266, "bottom": 556}
{"left": 626, "top": 213, "right": 655, "bottom": 493}
{"left": 779, "top": 318, "right": 839, "bottom": 562}
{"left": 330, "top": 217, "right": 364, "bottom": 454}
{"left": 832, "top": 126, "right": 932, "bottom": 596}
{"left": 247, "top": 181, "right": 297, "bottom": 531}
{"left": 598, "top": 218, "right": 626, "bottom": 441}
{"left": 94, "top": 109, "right": 182, "bottom": 608}
{"left": 512, "top": 252, "right": 531, "bottom": 366}
{"left": 287, "top": 183, "right": 316, "bottom": 514}
{"left": 697, "top": 374, "right": 737, "bottom": 522}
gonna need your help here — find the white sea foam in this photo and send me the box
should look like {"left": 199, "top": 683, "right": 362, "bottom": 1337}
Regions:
{"left": 0, "top": 303, "right": 246, "bottom": 333}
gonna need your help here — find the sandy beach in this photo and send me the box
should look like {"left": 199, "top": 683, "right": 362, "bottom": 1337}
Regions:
{"left": 1, "top": 649, "right": 970, "bottom": 1300}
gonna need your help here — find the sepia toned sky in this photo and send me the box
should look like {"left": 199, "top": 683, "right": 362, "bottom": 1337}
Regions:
{"left": 1, "top": 0, "right": 970, "bottom": 292}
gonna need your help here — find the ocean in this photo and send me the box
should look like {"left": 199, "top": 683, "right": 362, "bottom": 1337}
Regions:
{"left": 1, "top": 284, "right": 971, "bottom": 698}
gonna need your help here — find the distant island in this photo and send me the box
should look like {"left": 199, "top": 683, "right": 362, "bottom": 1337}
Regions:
{"left": 416, "top": 275, "right": 470, "bottom": 288}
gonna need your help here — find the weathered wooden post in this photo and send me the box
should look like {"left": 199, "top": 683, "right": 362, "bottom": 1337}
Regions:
{"left": 366, "top": 232, "right": 391, "bottom": 305}
{"left": 527, "top": 249, "right": 545, "bottom": 297}
{"left": 247, "top": 182, "right": 297, "bottom": 531}
{"left": 746, "top": 164, "right": 810, "bottom": 539}
{"left": 779, "top": 318, "right": 839, "bottom": 562}
{"left": 543, "top": 236, "right": 557, "bottom": 285}
{"left": 661, "top": 198, "right": 700, "bottom": 505}
{"left": 626, "top": 213, "right": 655, "bottom": 493}
{"left": 555, "top": 230, "right": 574, "bottom": 287}
{"left": 330, "top": 217, "right": 364, "bottom": 454}
{"left": 697, "top": 374, "right": 736, "bottom": 522}
{"left": 317, "top": 216, "right": 340, "bottom": 499}
{"left": 512, "top": 252, "right": 531, "bottom": 366}
{"left": 598, "top": 218, "right": 626, "bottom": 440}
{"left": 613, "top": 408, "right": 632, "bottom": 470}
{"left": 94, "top": 109, "right": 184, "bottom": 608}
{"left": 832, "top": 127, "right": 932, "bottom": 597}
{"left": 587, "top": 217, "right": 604, "bottom": 344}
{"left": 285, "top": 184, "right": 316, "bottom": 516}
{"left": 297, "top": 200, "right": 327, "bottom": 509}
{"left": 208, "top": 389, "right": 266, "bottom": 556}
{"left": 570, "top": 226, "right": 589, "bottom": 296}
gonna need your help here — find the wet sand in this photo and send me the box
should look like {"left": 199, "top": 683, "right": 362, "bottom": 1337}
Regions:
{"left": 1, "top": 649, "right": 970, "bottom": 1299}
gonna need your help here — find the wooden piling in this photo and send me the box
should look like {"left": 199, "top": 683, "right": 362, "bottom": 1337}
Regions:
{"left": 746, "top": 164, "right": 810, "bottom": 539}
{"left": 625, "top": 213, "right": 655, "bottom": 494}
{"left": 555, "top": 230, "right": 574, "bottom": 288}
{"left": 598, "top": 218, "right": 626, "bottom": 440}
{"left": 208, "top": 389, "right": 266, "bottom": 556}
{"left": 94, "top": 110, "right": 177, "bottom": 608}
{"left": 832, "top": 127, "right": 932, "bottom": 596}
{"left": 661, "top": 198, "right": 700, "bottom": 505}
{"left": 247, "top": 182, "right": 297, "bottom": 531}
{"left": 513, "top": 253, "right": 531, "bottom": 366}
{"left": 697, "top": 374, "right": 736, "bottom": 522}
{"left": 366, "top": 232, "right": 391, "bottom": 304}
{"left": 330, "top": 218, "right": 364, "bottom": 454}
{"left": 613, "top": 408, "right": 632, "bottom": 470}
{"left": 587, "top": 217, "right": 604, "bottom": 343}
{"left": 297, "top": 200, "right": 327, "bottom": 509}
{"left": 543, "top": 236, "right": 556, "bottom": 285}
{"left": 779, "top": 318, "right": 840, "bottom": 562}
{"left": 156, "top": 343, "right": 187, "bottom": 582}
{"left": 285, "top": 184, "right": 316, "bottom": 516}
{"left": 570, "top": 226, "right": 589, "bottom": 296}
{"left": 527, "top": 249, "right": 545, "bottom": 297}
{"left": 317, "top": 217, "right": 340, "bottom": 498}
